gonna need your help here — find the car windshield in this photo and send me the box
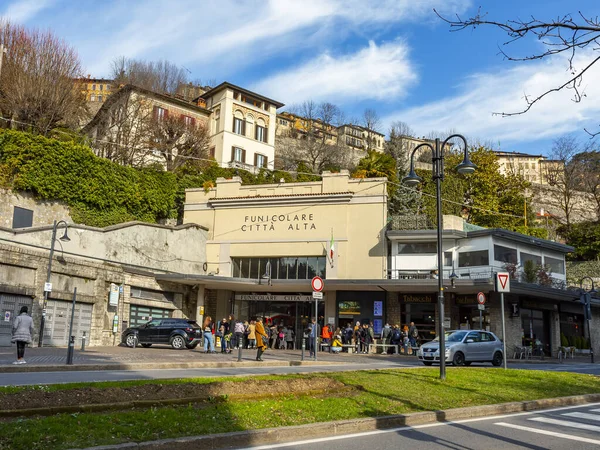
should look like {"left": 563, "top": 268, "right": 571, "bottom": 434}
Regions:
{"left": 447, "top": 331, "right": 468, "bottom": 342}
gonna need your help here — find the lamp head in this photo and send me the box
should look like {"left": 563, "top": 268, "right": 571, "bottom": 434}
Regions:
{"left": 456, "top": 155, "right": 477, "bottom": 175}
{"left": 402, "top": 169, "right": 422, "bottom": 187}
{"left": 59, "top": 229, "right": 70, "bottom": 242}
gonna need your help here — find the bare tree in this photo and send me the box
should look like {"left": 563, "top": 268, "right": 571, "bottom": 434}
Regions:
{"left": 0, "top": 20, "right": 86, "bottom": 135}
{"left": 362, "top": 108, "right": 382, "bottom": 151}
{"left": 385, "top": 121, "right": 414, "bottom": 160}
{"left": 571, "top": 144, "right": 600, "bottom": 219}
{"left": 111, "top": 57, "right": 189, "bottom": 95}
{"left": 435, "top": 8, "right": 600, "bottom": 136}
{"left": 544, "top": 135, "right": 587, "bottom": 229}
{"left": 149, "top": 114, "right": 210, "bottom": 171}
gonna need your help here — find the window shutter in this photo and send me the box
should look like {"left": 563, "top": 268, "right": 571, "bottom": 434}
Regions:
{"left": 153, "top": 106, "right": 159, "bottom": 120}
{"left": 255, "top": 126, "right": 258, "bottom": 140}
{"left": 164, "top": 109, "right": 169, "bottom": 119}
{"left": 242, "top": 120, "right": 246, "bottom": 136}
{"left": 210, "top": 147, "right": 215, "bottom": 158}
{"left": 191, "top": 117, "right": 196, "bottom": 127}
{"left": 242, "top": 149, "right": 246, "bottom": 163}
{"left": 233, "top": 117, "right": 236, "bottom": 132}
{"left": 231, "top": 146, "right": 235, "bottom": 162}
{"left": 264, "top": 127, "right": 268, "bottom": 143}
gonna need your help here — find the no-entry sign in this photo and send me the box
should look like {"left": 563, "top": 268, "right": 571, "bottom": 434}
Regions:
{"left": 311, "top": 276, "right": 324, "bottom": 292}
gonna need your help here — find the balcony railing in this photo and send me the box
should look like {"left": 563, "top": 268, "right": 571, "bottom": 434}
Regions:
{"left": 226, "top": 161, "right": 261, "bottom": 174}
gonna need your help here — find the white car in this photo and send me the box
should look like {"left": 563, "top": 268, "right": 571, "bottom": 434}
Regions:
{"left": 417, "top": 330, "right": 504, "bottom": 366}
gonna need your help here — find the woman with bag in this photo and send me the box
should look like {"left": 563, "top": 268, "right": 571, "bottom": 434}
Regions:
{"left": 11, "top": 306, "right": 33, "bottom": 365}
{"left": 254, "top": 317, "right": 268, "bottom": 361}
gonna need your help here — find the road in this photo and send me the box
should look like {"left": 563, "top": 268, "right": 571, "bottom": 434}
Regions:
{"left": 246, "top": 403, "right": 600, "bottom": 450}
{"left": 0, "top": 360, "right": 598, "bottom": 386}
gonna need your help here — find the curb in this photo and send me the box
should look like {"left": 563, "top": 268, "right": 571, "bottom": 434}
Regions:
{"left": 72, "top": 393, "right": 600, "bottom": 450}
{"left": 0, "top": 359, "right": 339, "bottom": 374}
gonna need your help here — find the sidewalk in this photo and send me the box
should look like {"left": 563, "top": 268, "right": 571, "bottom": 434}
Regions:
{"left": 0, "top": 345, "right": 593, "bottom": 373}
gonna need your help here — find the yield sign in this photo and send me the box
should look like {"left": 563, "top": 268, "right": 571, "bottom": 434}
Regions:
{"left": 496, "top": 272, "right": 511, "bottom": 293}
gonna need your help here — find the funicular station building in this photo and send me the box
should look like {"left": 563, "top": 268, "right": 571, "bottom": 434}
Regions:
{"left": 0, "top": 172, "right": 597, "bottom": 357}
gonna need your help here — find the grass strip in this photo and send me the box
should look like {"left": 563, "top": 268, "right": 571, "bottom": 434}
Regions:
{"left": 0, "top": 368, "right": 598, "bottom": 450}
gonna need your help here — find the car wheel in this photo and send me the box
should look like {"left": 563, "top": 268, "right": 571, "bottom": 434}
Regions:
{"left": 492, "top": 351, "right": 503, "bottom": 366}
{"left": 141, "top": 343, "right": 152, "bottom": 348}
{"left": 171, "top": 335, "right": 186, "bottom": 350}
{"left": 186, "top": 342, "right": 199, "bottom": 349}
{"left": 125, "top": 334, "right": 137, "bottom": 348}
{"left": 463, "top": 361, "right": 472, "bottom": 366}
{"left": 422, "top": 362, "right": 433, "bottom": 366}
{"left": 453, "top": 351, "right": 465, "bottom": 366}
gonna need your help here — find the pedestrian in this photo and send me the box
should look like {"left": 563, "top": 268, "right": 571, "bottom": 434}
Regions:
{"left": 270, "top": 324, "right": 278, "bottom": 349}
{"left": 278, "top": 327, "right": 286, "bottom": 349}
{"left": 359, "top": 324, "right": 368, "bottom": 354}
{"left": 233, "top": 315, "right": 244, "bottom": 349}
{"left": 255, "top": 317, "right": 268, "bottom": 361}
{"left": 390, "top": 325, "right": 402, "bottom": 354}
{"left": 409, "top": 321, "right": 419, "bottom": 347}
{"left": 308, "top": 317, "right": 319, "bottom": 357}
{"left": 343, "top": 323, "right": 353, "bottom": 346}
{"left": 285, "top": 326, "right": 294, "bottom": 349}
{"left": 248, "top": 320, "right": 256, "bottom": 348}
{"left": 353, "top": 321, "right": 361, "bottom": 353}
{"left": 202, "top": 316, "right": 215, "bottom": 353}
{"left": 219, "top": 317, "right": 230, "bottom": 354}
{"left": 321, "top": 323, "right": 332, "bottom": 351}
{"left": 243, "top": 320, "right": 250, "bottom": 348}
{"left": 382, "top": 322, "right": 391, "bottom": 353}
{"left": 11, "top": 306, "right": 33, "bottom": 365}
{"left": 331, "top": 334, "right": 343, "bottom": 354}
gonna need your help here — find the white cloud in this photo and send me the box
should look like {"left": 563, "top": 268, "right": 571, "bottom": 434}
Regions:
{"left": 252, "top": 40, "right": 417, "bottom": 105}
{"left": 2, "top": 0, "right": 53, "bottom": 23}
{"left": 383, "top": 51, "right": 600, "bottom": 144}
{"left": 76, "top": 0, "right": 470, "bottom": 77}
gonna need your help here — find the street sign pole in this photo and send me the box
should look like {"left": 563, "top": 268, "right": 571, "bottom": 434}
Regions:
{"left": 496, "top": 272, "right": 511, "bottom": 370}
{"left": 311, "top": 277, "right": 324, "bottom": 362}
{"left": 314, "top": 295, "right": 317, "bottom": 362}
{"left": 501, "top": 292, "right": 507, "bottom": 369}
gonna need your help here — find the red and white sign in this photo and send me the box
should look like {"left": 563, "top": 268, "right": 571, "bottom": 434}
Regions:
{"left": 496, "top": 272, "right": 511, "bottom": 293}
{"left": 477, "top": 292, "right": 486, "bottom": 305}
{"left": 311, "top": 276, "right": 324, "bottom": 292}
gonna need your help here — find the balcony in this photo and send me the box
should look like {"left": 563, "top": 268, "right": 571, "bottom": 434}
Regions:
{"left": 226, "top": 161, "right": 261, "bottom": 174}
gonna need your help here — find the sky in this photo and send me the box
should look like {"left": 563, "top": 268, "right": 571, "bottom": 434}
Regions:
{"left": 1, "top": 0, "right": 600, "bottom": 155}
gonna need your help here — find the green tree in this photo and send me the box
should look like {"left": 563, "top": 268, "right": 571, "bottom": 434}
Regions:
{"left": 352, "top": 150, "right": 398, "bottom": 197}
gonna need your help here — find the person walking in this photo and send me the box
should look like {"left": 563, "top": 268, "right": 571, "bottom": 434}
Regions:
{"left": 202, "top": 316, "right": 215, "bottom": 353}
{"left": 11, "top": 306, "right": 33, "bottom": 365}
{"left": 255, "top": 317, "right": 268, "bottom": 361}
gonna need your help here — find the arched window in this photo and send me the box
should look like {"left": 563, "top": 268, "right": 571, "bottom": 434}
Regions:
{"left": 255, "top": 118, "right": 267, "bottom": 143}
{"left": 233, "top": 110, "right": 245, "bottom": 135}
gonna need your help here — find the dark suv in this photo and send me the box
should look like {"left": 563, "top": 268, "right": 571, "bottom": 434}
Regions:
{"left": 122, "top": 318, "right": 202, "bottom": 350}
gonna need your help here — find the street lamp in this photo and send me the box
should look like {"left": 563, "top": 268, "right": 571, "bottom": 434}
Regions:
{"left": 38, "top": 220, "right": 70, "bottom": 347}
{"left": 579, "top": 276, "right": 595, "bottom": 363}
{"left": 403, "top": 135, "right": 475, "bottom": 380}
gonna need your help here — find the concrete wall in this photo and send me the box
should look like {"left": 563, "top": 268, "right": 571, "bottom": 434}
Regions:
{"left": 0, "top": 189, "right": 72, "bottom": 228}
{"left": 0, "top": 222, "right": 208, "bottom": 275}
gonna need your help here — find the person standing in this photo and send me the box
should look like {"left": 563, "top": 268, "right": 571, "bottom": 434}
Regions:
{"left": 219, "top": 317, "right": 231, "bottom": 354}
{"left": 202, "top": 316, "right": 215, "bottom": 353}
{"left": 248, "top": 320, "right": 256, "bottom": 348}
{"left": 11, "top": 306, "right": 33, "bottom": 365}
{"left": 255, "top": 317, "right": 268, "bottom": 361}
{"left": 308, "top": 317, "right": 319, "bottom": 357}
{"left": 232, "top": 315, "right": 244, "bottom": 349}
{"left": 285, "top": 326, "right": 294, "bottom": 349}
{"left": 382, "top": 322, "right": 391, "bottom": 353}
{"left": 408, "top": 321, "right": 419, "bottom": 348}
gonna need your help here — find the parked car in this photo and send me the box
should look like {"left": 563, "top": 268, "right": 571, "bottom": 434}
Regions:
{"left": 417, "top": 330, "right": 504, "bottom": 366}
{"left": 121, "top": 318, "right": 202, "bottom": 350}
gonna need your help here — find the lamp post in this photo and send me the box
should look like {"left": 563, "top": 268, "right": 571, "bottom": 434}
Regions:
{"left": 579, "top": 276, "right": 595, "bottom": 363}
{"left": 402, "top": 135, "right": 476, "bottom": 380}
{"left": 38, "top": 220, "right": 70, "bottom": 347}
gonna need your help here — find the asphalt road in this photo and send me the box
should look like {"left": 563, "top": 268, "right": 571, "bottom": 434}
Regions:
{"left": 0, "top": 360, "right": 598, "bottom": 386}
{"left": 246, "top": 403, "right": 600, "bottom": 450}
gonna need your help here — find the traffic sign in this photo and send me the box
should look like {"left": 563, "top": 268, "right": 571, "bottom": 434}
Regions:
{"left": 44, "top": 282, "right": 52, "bottom": 292}
{"left": 311, "top": 276, "right": 324, "bottom": 292}
{"left": 496, "top": 272, "right": 511, "bottom": 293}
{"left": 477, "top": 292, "right": 486, "bottom": 305}
{"left": 312, "top": 291, "right": 323, "bottom": 299}
{"left": 478, "top": 304, "right": 485, "bottom": 311}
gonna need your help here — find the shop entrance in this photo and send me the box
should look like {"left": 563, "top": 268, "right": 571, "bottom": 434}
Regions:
{"left": 521, "top": 308, "right": 551, "bottom": 355}
{"left": 233, "top": 298, "right": 323, "bottom": 349}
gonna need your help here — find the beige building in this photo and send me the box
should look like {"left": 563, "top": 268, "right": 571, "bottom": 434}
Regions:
{"left": 199, "top": 82, "right": 284, "bottom": 173}
{"left": 494, "top": 151, "right": 561, "bottom": 185}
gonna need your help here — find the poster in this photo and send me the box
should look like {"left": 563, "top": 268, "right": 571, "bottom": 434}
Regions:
{"left": 373, "top": 300, "right": 383, "bottom": 317}
{"left": 373, "top": 319, "right": 382, "bottom": 335}
{"left": 4, "top": 311, "right": 10, "bottom": 322}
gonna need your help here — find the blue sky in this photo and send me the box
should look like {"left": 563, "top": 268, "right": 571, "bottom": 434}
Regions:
{"left": 2, "top": 0, "right": 600, "bottom": 155}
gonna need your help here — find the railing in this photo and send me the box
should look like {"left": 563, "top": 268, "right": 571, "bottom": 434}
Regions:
{"left": 388, "top": 215, "right": 435, "bottom": 231}
{"left": 226, "top": 161, "right": 260, "bottom": 174}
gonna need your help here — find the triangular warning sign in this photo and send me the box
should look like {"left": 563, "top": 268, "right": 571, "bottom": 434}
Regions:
{"left": 498, "top": 274, "right": 508, "bottom": 289}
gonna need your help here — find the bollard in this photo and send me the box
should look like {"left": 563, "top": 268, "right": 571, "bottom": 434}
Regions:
{"left": 301, "top": 336, "right": 305, "bottom": 361}
{"left": 133, "top": 330, "right": 138, "bottom": 349}
{"left": 81, "top": 331, "right": 86, "bottom": 351}
{"left": 66, "top": 335, "right": 75, "bottom": 365}
{"left": 237, "top": 344, "right": 242, "bottom": 362}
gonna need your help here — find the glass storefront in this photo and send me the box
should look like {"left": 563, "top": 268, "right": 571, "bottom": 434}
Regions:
{"left": 231, "top": 257, "right": 326, "bottom": 280}
{"left": 400, "top": 294, "right": 435, "bottom": 342}
{"left": 521, "top": 308, "right": 550, "bottom": 354}
{"left": 336, "top": 291, "right": 385, "bottom": 335}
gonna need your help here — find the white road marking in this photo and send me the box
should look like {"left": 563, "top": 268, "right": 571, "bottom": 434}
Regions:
{"left": 494, "top": 422, "right": 600, "bottom": 445}
{"left": 244, "top": 403, "right": 600, "bottom": 449}
{"left": 562, "top": 412, "right": 600, "bottom": 421}
{"left": 591, "top": 408, "right": 600, "bottom": 413}
{"left": 529, "top": 416, "right": 600, "bottom": 432}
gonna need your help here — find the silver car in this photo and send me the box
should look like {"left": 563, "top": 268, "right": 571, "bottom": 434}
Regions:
{"left": 417, "top": 330, "right": 504, "bottom": 366}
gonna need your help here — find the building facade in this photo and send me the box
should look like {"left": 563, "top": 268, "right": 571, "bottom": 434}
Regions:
{"left": 199, "top": 82, "right": 284, "bottom": 174}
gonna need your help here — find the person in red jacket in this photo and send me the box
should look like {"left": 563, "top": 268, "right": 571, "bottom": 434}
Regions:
{"left": 321, "top": 323, "right": 333, "bottom": 352}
